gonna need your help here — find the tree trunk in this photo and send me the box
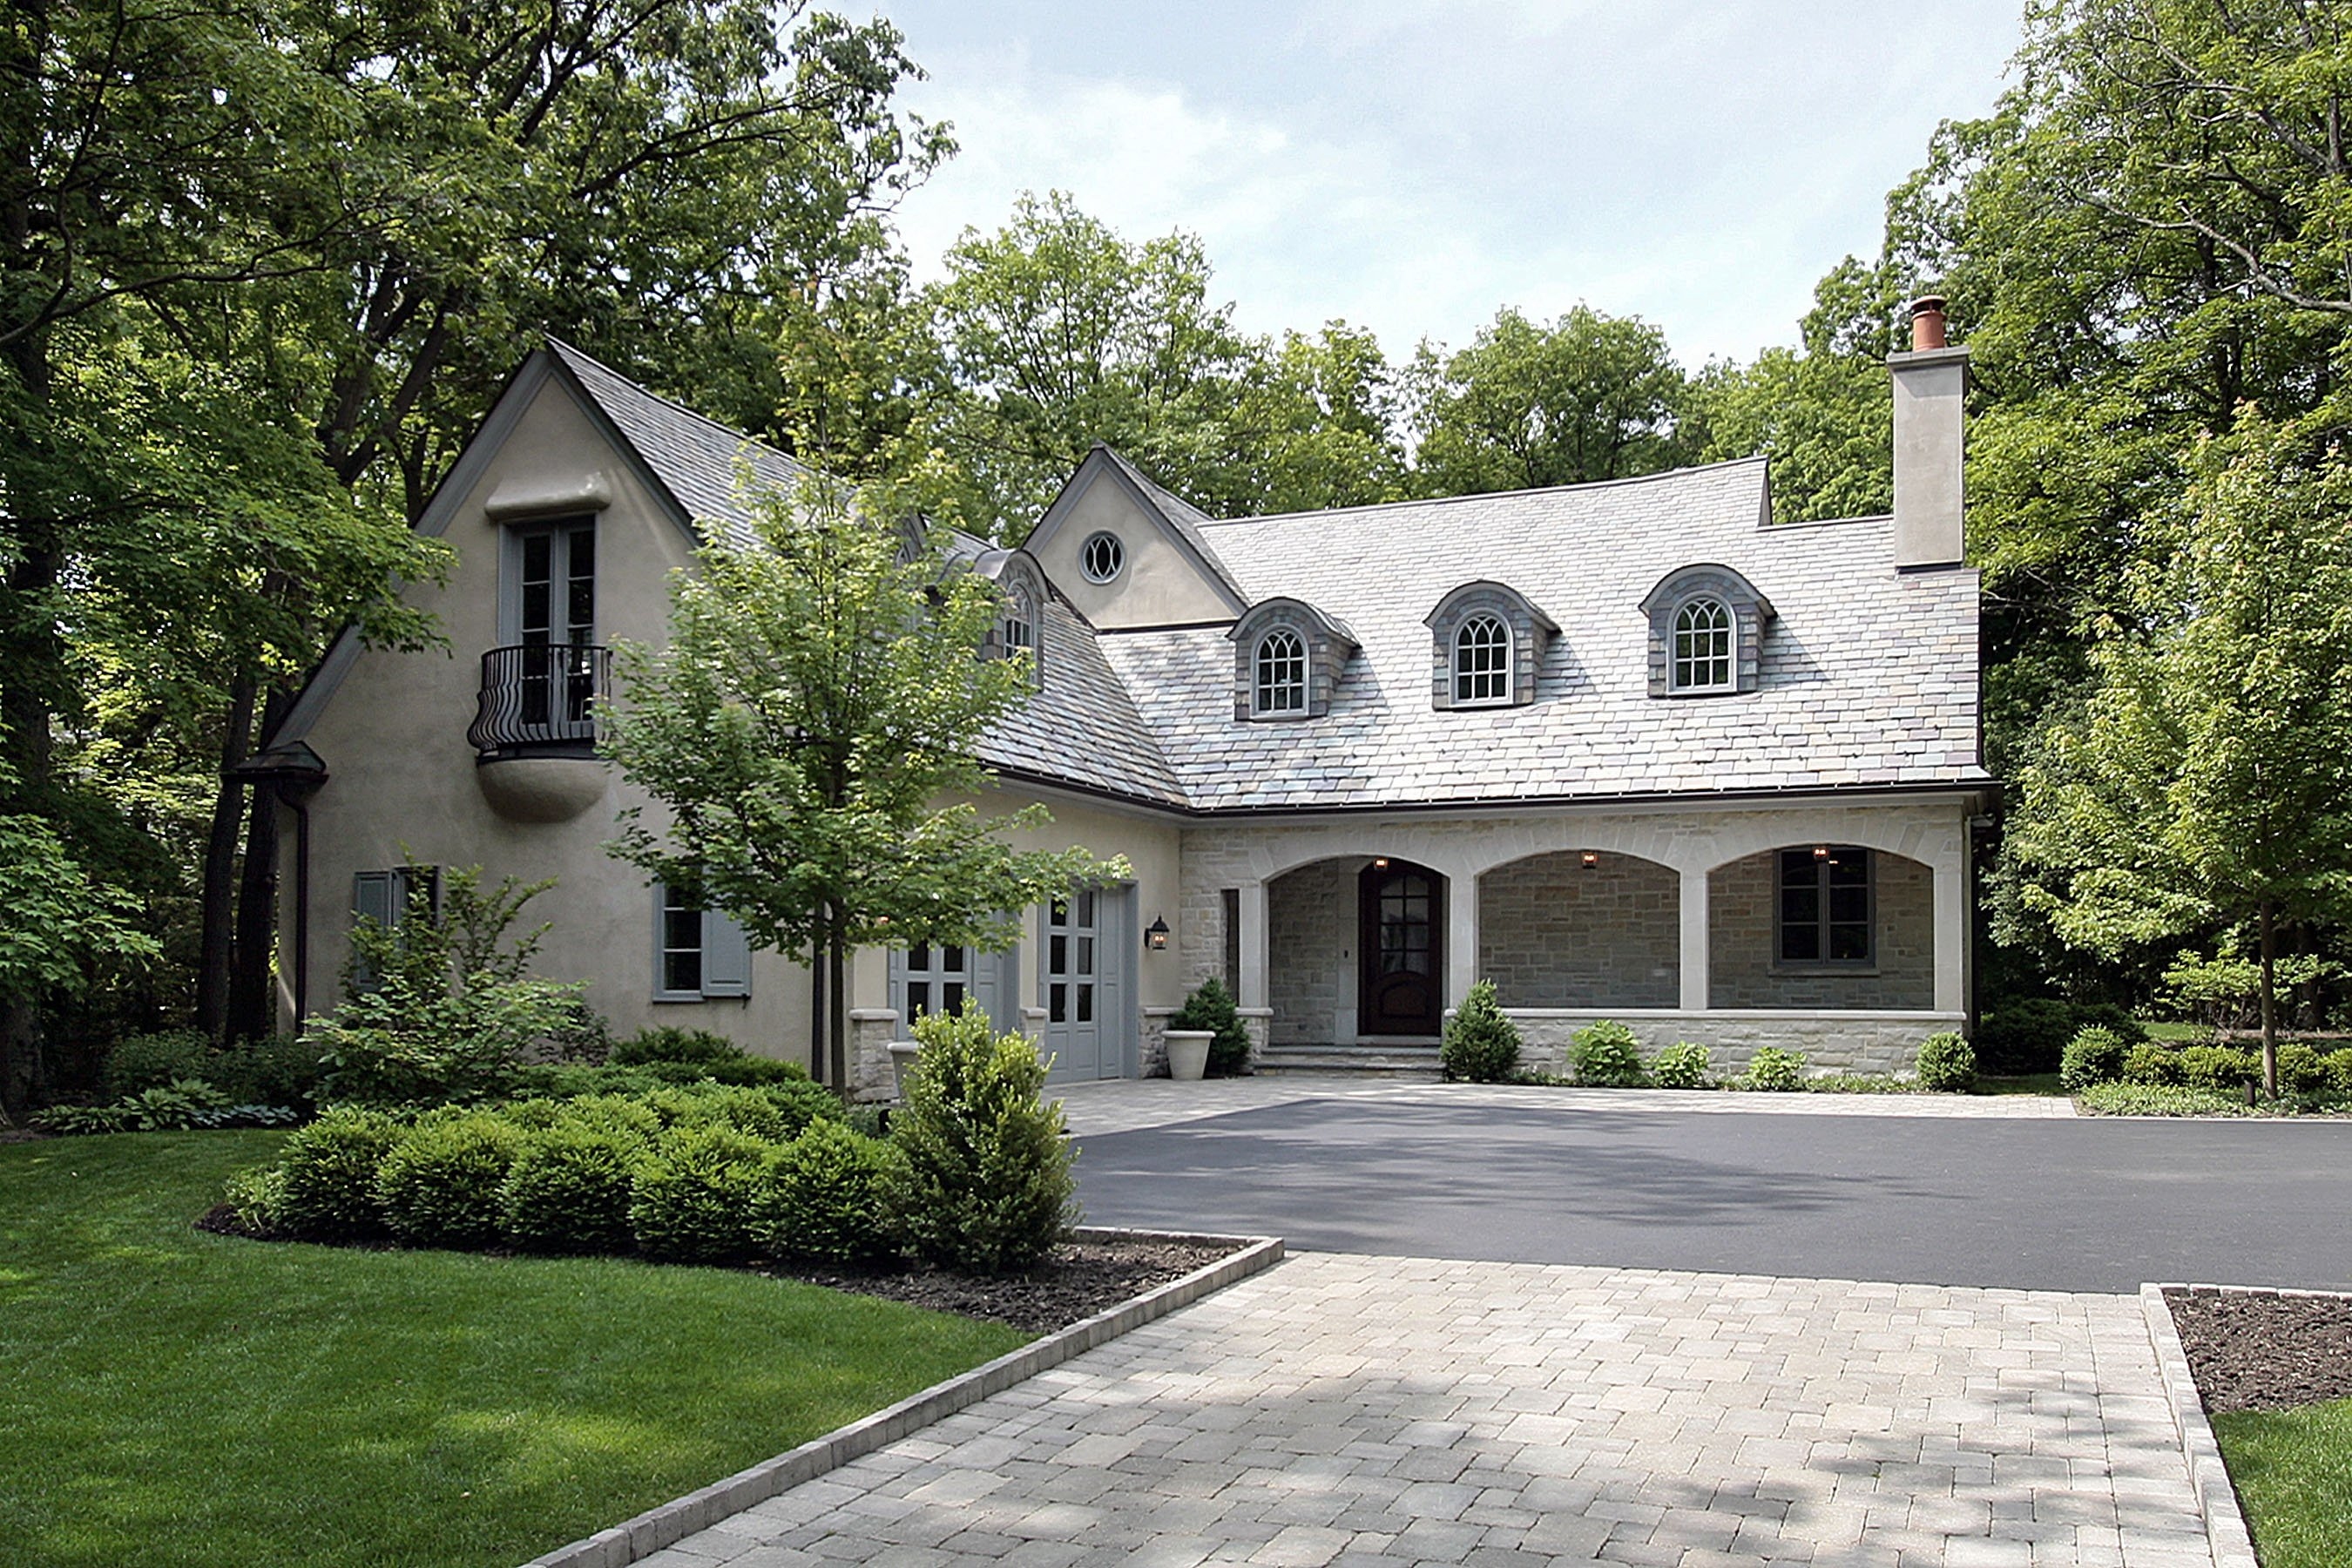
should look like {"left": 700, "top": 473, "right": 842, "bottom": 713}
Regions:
{"left": 193, "top": 670, "right": 259, "bottom": 1040}
{"left": 226, "top": 781, "right": 280, "bottom": 1042}
{"left": 808, "top": 930, "right": 827, "bottom": 1082}
{"left": 0, "top": 997, "right": 44, "bottom": 1126}
{"left": 2258, "top": 897, "right": 2280, "bottom": 1098}
{"left": 828, "top": 916, "right": 848, "bottom": 1096}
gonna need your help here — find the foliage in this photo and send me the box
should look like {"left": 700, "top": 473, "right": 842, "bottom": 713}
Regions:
{"left": 628, "top": 1125, "right": 771, "bottom": 1265}
{"left": 1172, "top": 977, "right": 1254, "bottom": 1078}
{"left": 1973, "top": 999, "right": 2079, "bottom": 1076}
{"left": 308, "top": 867, "right": 583, "bottom": 1105}
{"left": 222, "top": 1163, "right": 287, "bottom": 1232}
{"left": 99, "top": 1031, "right": 213, "bottom": 1097}
{"left": 612, "top": 1028, "right": 754, "bottom": 1068}
{"left": 752, "top": 1121, "right": 902, "bottom": 1262}
{"left": 1568, "top": 1020, "right": 1648, "bottom": 1087}
{"left": 602, "top": 472, "right": 1121, "bottom": 1088}
{"left": 2076, "top": 1083, "right": 2254, "bottom": 1118}
{"left": 642, "top": 1080, "right": 841, "bottom": 1144}
{"left": 497, "top": 1122, "right": 644, "bottom": 1255}
{"left": 1649, "top": 1041, "right": 1712, "bottom": 1090}
{"left": 101, "top": 1029, "right": 322, "bottom": 1107}
{"left": 2121, "top": 1042, "right": 2185, "bottom": 1085}
{"left": 2276, "top": 1044, "right": 2332, "bottom": 1098}
{"left": 2327, "top": 1049, "right": 2352, "bottom": 1098}
{"left": 1914, "top": 1031, "right": 1977, "bottom": 1092}
{"left": 885, "top": 1004, "right": 1078, "bottom": 1274}
{"left": 1805, "top": 1072, "right": 1925, "bottom": 1094}
{"left": 2164, "top": 949, "right": 2346, "bottom": 1035}
{"left": 1439, "top": 980, "right": 1522, "bottom": 1084}
{"left": 2059, "top": 1025, "right": 2133, "bottom": 1091}
{"left": 272, "top": 1107, "right": 401, "bottom": 1240}
{"left": 1740, "top": 1047, "right": 1810, "bottom": 1092}
{"left": 2178, "top": 1045, "right": 2262, "bottom": 1094}
{"left": 375, "top": 1114, "right": 523, "bottom": 1249}
{"left": 510, "top": 1056, "right": 811, "bottom": 1097}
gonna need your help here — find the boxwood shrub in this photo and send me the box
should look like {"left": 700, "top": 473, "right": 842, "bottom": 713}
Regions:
{"left": 2121, "top": 1041, "right": 2182, "bottom": 1085}
{"left": 751, "top": 1121, "right": 901, "bottom": 1262}
{"left": 1649, "top": 1041, "right": 1711, "bottom": 1090}
{"left": 273, "top": 1106, "right": 402, "bottom": 1240}
{"left": 2059, "top": 1025, "right": 2132, "bottom": 1091}
{"left": 1569, "top": 1021, "right": 1647, "bottom": 1087}
{"left": 1914, "top": 1031, "right": 1976, "bottom": 1092}
{"left": 2276, "top": 1043, "right": 2330, "bottom": 1098}
{"left": 499, "top": 1120, "right": 644, "bottom": 1254}
{"left": 2178, "top": 1044, "right": 2260, "bottom": 1092}
{"left": 375, "top": 1113, "right": 524, "bottom": 1249}
{"left": 2325, "top": 1048, "right": 2352, "bottom": 1098}
{"left": 629, "top": 1124, "right": 770, "bottom": 1264}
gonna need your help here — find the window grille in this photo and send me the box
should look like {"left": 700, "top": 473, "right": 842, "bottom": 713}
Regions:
{"left": 1454, "top": 614, "right": 1511, "bottom": 704}
{"left": 1254, "top": 630, "right": 1307, "bottom": 713}
{"left": 1673, "top": 598, "right": 1734, "bottom": 691}
{"left": 1079, "top": 532, "right": 1124, "bottom": 583}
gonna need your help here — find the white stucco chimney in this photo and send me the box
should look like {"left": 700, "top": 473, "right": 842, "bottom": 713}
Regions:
{"left": 1888, "top": 296, "right": 1968, "bottom": 571}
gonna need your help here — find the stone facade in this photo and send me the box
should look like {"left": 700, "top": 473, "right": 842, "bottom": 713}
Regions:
{"left": 1505, "top": 1009, "right": 1963, "bottom": 1077}
{"left": 848, "top": 1008, "right": 901, "bottom": 1104}
{"left": 1708, "top": 848, "right": 1935, "bottom": 1010}
{"left": 1477, "top": 852, "right": 1679, "bottom": 1008}
{"left": 1268, "top": 859, "right": 1359, "bottom": 1044}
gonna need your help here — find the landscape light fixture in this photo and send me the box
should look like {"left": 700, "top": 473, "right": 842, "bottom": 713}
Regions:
{"left": 1145, "top": 915, "right": 1169, "bottom": 951}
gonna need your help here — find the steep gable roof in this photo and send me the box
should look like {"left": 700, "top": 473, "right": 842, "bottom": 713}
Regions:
{"left": 1025, "top": 444, "right": 1253, "bottom": 615}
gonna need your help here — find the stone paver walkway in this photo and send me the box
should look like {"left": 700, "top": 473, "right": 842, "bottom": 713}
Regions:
{"left": 1050, "top": 1078, "right": 2077, "bottom": 1139}
{"left": 639, "top": 1253, "right": 2213, "bottom": 1568}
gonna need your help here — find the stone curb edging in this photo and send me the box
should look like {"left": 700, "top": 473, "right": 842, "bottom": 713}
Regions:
{"left": 2139, "top": 1282, "right": 2260, "bottom": 1568}
{"left": 519, "top": 1228, "right": 1285, "bottom": 1568}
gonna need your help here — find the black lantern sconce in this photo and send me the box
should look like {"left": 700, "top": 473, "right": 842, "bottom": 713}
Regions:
{"left": 1145, "top": 915, "right": 1170, "bottom": 951}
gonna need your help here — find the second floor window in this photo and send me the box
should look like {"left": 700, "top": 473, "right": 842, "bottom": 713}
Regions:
{"left": 1454, "top": 614, "right": 1510, "bottom": 705}
{"left": 1255, "top": 630, "right": 1307, "bottom": 714}
{"left": 1673, "top": 598, "right": 1733, "bottom": 692}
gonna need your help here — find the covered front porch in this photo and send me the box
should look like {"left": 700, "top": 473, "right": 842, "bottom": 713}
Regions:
{"left": 1185, "top": 801, "right": 1976, "bottom": 1077}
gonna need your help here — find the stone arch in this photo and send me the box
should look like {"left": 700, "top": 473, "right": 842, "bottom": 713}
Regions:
{"left": 1476, "top": 849, "right": 1679, "bottom": 1010}
{"left": 1707, "top": 843, "right": 1936, "bottom": 1011}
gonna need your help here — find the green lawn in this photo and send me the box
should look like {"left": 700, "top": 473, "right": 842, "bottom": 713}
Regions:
{"left": 1974, "top": 1073, "right": 2065, "bottom": 1096}
{"left": 2216, "top": 1399, "right": 2352, "bottom": 1568}
{"left": 0, "top": 1132, "right": 1029, "bottom": 1568}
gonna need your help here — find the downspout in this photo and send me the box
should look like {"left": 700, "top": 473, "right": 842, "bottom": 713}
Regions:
{"left": 286, "top": 787, "right": 313, "bottom": 1025}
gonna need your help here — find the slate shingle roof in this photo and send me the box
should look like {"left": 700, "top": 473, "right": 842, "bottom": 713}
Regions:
{"left": 1095, "top": 460, "right": 1990, "bottom": 812}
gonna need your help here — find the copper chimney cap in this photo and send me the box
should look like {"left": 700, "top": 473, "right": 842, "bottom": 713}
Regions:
{"left": 1909, "top": 296, "right": 1950, "bottom": 352}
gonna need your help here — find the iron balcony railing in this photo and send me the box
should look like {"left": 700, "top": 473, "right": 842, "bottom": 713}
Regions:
{"left": 468, "top": 643, "right": 611, "bottom": 758}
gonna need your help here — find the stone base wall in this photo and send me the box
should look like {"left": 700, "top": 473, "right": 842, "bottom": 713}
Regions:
{"left": 848, "top": 1007, "right": 901, "bottom": 1103}
{"left": 1503, "top": 1010, "right": 1966, "bottom": 1078}
{"left": 1477, "top": 853, "right": 1678, "bottom": 1008}
{"left": 1143, "top": 1004, "right": 1270, "bottom": 1076}
{"left": 1709, "top": 850, "right": 1935, "bottom": 1010}
{"left": 1268, "top": 860, "right": 1357, "bottom": 1044}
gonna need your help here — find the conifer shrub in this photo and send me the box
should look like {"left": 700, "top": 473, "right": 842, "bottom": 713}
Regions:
{"left": 2059, "top": 1025, "right": 2132, "bottom": 1091}
{"left": 376, "top": 1112, "right": 524, "bottom": 1249}
{"left": 1569, "top": 1020, "right": 1647, "bottom": 1087}
{"left": 1440, "top": 981, "right": 1522, "bottom": 1083}
{"left": 1649, "top": 1040, "right": 1711, "bottom": 1089}
{"left": 1914, "top": 1031, "right": 1977, "bottom": 1092}
{"left": 886, "top": 1004, "right": 1078, "bottom": 1274}
{"left": 1740, "top": 1046, "right": 1808, "bottom": 1092}
{"left": 628, "top": 1124, "right": 771, "bottom": 1264}
{"left": 751, "top": 1121, "right": 902, "bottom": 1262}
{"left": 273, "top": 1106, "right": 402, "bottom": 1240}
{"left": 1172, "top": 977, "right": 1253, "bottom": 1077}
{"left": 499, "top": 1120, "right": 644, "bottom": 1254}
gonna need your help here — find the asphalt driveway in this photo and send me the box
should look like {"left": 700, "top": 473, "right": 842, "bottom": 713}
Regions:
{"left": 1071, "top": 1095, "right": 2352, "bottom": 1292}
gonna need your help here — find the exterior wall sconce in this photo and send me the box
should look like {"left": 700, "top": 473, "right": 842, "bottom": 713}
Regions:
{"left": 1372, "top": 856, "right": 1389, "bottom": 869}
{"left": 1814, "top": 844, "right": 1831, "bottom": 860}
{"left": 1145, "top": 915, "right": 1170, "bottom": 951}
{"left": 1580, "top": 851, "right": 1599, "bottom": 869}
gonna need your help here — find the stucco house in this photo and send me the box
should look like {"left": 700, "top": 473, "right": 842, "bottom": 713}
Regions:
{"left": 252, "top": 302, "right": 1993, "bottom": 1092}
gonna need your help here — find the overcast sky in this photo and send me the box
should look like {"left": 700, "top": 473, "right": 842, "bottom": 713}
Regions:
{"left": 877, "top": 1, "right": 2024, "bottom": 368}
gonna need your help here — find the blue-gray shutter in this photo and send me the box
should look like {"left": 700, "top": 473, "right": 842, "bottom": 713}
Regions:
{"left": 352, "top": 871, "right": 395, "bottom": 990}
{"left": 701, "top": 909, "right": 751, "bottom": 997}
{"left": 1097, "top": 888, "right": 1132, "bottom": 1078}
{"left": 973, "top": 943, "right": 1016, "bottom": 1037}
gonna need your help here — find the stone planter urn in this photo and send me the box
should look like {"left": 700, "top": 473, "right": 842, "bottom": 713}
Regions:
{"left": 887, "top": 1040, "right": 921, "bottom": 1099}
{"left": 1164, "top": 1030, "right": 1213, "bottom": 1082}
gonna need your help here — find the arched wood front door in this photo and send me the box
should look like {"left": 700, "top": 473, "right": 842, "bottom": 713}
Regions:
{"left": 1358, "top": 860, "right": 1444, "bottom": 1037}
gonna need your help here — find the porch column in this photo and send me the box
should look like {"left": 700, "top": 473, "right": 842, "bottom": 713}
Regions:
{"left": 1446, "top": 870, "right": 1479, "bottom": 1011}
{"left": 1237, "top": 879, "right": 1271, "bottom": 1013}
{"left": 1678, "top": 867, "right": 1711, "bottom": 1012}
{"left": 1932, "top": 850, "right": 1965, "bottom": 1015}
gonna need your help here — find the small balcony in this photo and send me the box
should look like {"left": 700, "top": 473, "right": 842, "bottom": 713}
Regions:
{"left": 469, "top": 643, "right": 612, "bottom": 760}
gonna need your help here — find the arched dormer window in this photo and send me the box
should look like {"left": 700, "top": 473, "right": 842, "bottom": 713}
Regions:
{"left": 1639, "top": 564, "right": 1774, "bottom": 698}
{"left": 1227, "top": 598, "right": 1357, "bottom": 720}
{"left": 1423, "top": 581, "right": 1558, "bottom": 710}
{"left": 977, "top": 548, "right": 1048, "bottom": 685}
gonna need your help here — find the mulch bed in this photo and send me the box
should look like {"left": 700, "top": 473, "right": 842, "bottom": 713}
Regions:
{"left": 2168, "top": 1287, "right": 2352, "bottom": 1412}
{"left": 194, "top": 1206, "right": 1241, "bottom": 1336}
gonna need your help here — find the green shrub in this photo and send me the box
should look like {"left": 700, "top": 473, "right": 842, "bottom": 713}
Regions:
{"left": 695, "top": 1055, "right": 814, "bottom": 1087}
{"left": 1807, "top": 1072, "right": 1922, "bottom": 1093}
{"left": 376, "top": 1113, "right": 524, "bottom": 1248}
{"left": 1569, "top": 1021, "right": 1647, "bottom": 1087}
{"left": 206, "top": 1034, "right": 325, "bottom": 1108}
{"left": 2059, "top": 1025, "right": 2132, "bottom": 1091}
{"left": 642, "top": 1080, "right": 840, "bottom": 1143}
{"left": 2076, "top": 1083, "right": 2253, "bottom": 1117}
{"left": 1440, "top": 981, "right": 1521, "bottom": 1084}
{"left": 629, "top": 1125, "right": 771, "bottom": 1264}
{"left": 612, "top": 1027, "right": 744, "bottom": 1067}
{"left": 223, "top": 1165, "right": 287, "bottom": 1232}
{"left": 31, "top": 1101, "right": 134, "bottom": 1135}
{"left": 498, "top": 1121, "right": 643, "bottom": 1254}
{"left": 558, "top": 1092, "right": 666, "bottom": 1141}
{"left": 886, "top": 1004, "right": 1078, "bottom": 1274}
{"left": 2276, "top": 1043, "right": 2330, "bottom": 1097}
{"left": 1172, "top": 977, "right": 1253, "bottom": 1077}
{"left": 2121, "top": 1041, "right": 2183, "bottom": 1085}
{"left": 1973, "top": 999, "right": 2076, "bottom": 1075}
{"left": 2325, "top": 1048, "right": 2352, "bottom": 1098}
{"left": 1649, "top": 1041, "right": 1711, "bottom": 1090}
{"left": 1914, "top": 1032, "right": 1976, "bottom": 1092}
{"left": 273, "top": 1107, "right": 402, "bottom": 1240}
{"left": 100, "top": 1031, "right": 213, "bottom": 1097}
{"left": 751, "top": 1121, "right": 902, "bottom": 1262}
{"left": 2070, "top": 1003, "right": 2150, "bottom": 1046}
{"left": 1740, "top": 1047, "right": 1808, "bottom": 1092}
{"left": 2178, "top": 1044, "right": 2260, "bottom": 1093}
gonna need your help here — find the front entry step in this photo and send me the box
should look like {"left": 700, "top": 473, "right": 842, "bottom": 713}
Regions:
{"left": 1255, "top": 1042, "right": 1443, "bottom": 1078}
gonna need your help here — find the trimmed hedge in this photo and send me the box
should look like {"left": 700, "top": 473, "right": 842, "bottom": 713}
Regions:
{"left": 376, "top": 1113, "right": 523, "bottom": 1249}
{"left": 2059, "top": 1025, "right": 2132, "bottom": 1091}
{"left": 273, "top": 1107, "right": 402, "bottom": 1240}
{"left": 498, "top": 1120, "right": 642, "bottom": 1254}
{"left": 751, "top": 1121, "right": 901, "bottom": 1262}
{"left": 628, "top": 1124, "right": 770, "bottom": 1265}
{"left": 1914, "top": 1032, "right": 1976, "bottom": 1092}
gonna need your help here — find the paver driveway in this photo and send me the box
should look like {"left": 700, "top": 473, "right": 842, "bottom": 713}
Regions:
{"left": 642, "top": 1251, "right": 2213, "bottom": 1567}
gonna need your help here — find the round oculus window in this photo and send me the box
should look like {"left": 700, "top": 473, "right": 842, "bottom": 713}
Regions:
{"left": 1078, "top": 531, "right": 1125, "bottom": 584}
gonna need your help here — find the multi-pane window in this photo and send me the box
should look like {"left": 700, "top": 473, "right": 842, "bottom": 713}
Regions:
{"left": 1779, "top": 848, "right": 1872, "bottom": 965}
{"left": 1378, "top": 873, "right": 1436, "bottom": 976}
{"left": 1254, "top": 630, "right": 1307, "bottom": 714}
{"left": 999, "top": 588, "right": 1035, "bottom": 663}
{"left": 1673, "top": 598, "right": 1733, "bottom": 692}
{"left": 901, "top": 942, "right": 970, "bottom": 1023}
{"left": 1046, "top": 892, "right": 1097, "bottom": 1024}
{"left": 660, "top": 882, "right": 705, "bottom": 994}
{"left": 516, "top": 520, "right": 597, "bottom": 727}
{"left": 1454, "top": 614, "right": 1510, "bottom": 704}
{"left": 654, "top": 884, "right": 752, "bottom": 1000}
